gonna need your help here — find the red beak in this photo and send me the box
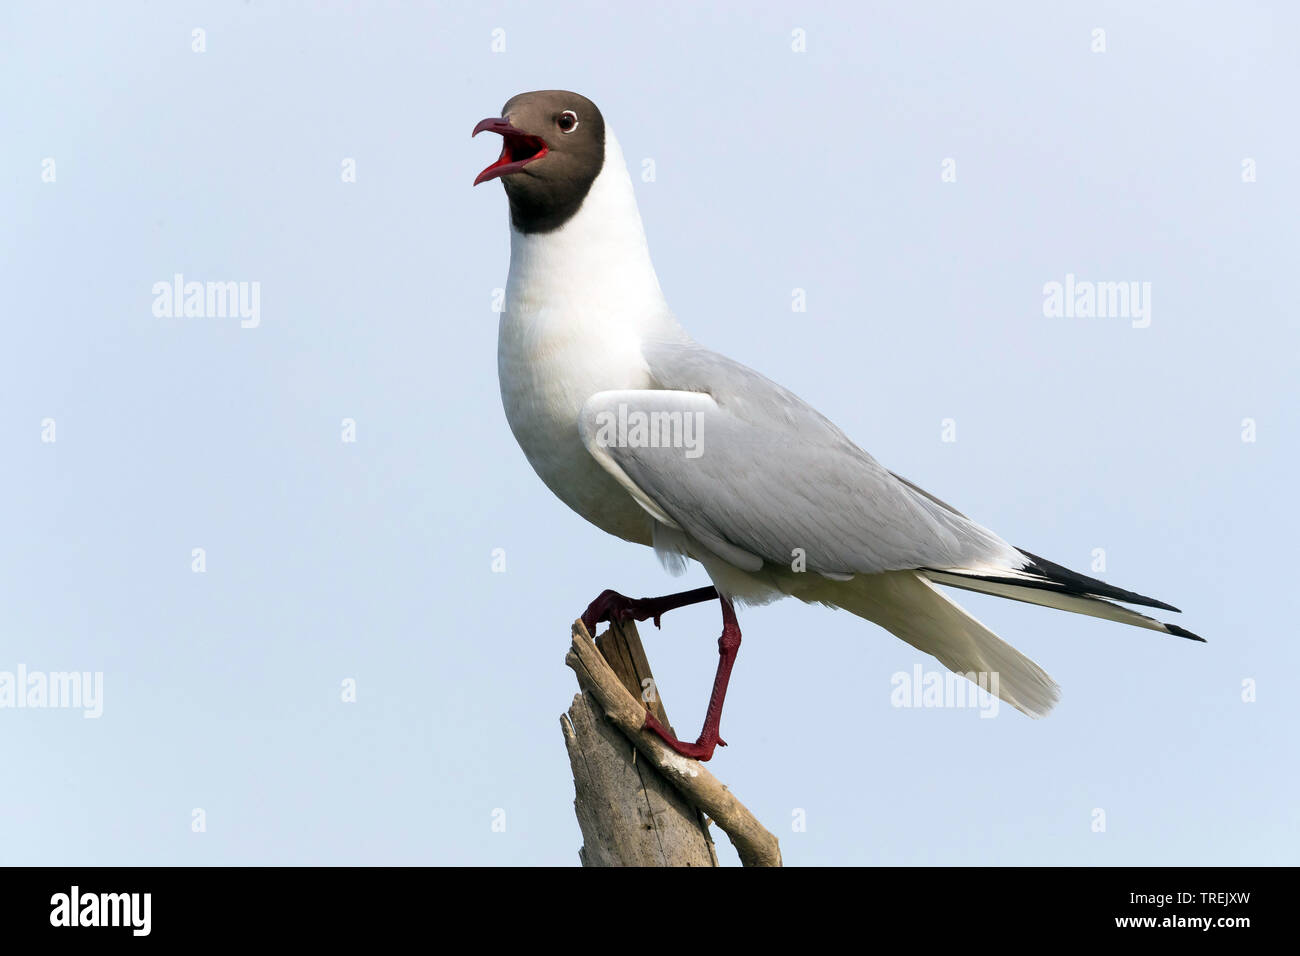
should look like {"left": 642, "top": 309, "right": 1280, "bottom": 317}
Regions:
{"left": 472, "top": 117, "right": 549, "bottom": 186}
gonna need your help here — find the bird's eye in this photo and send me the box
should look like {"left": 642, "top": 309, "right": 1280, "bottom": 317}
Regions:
{"left": 557, "top": 110, "right": 579, "bottom": 133}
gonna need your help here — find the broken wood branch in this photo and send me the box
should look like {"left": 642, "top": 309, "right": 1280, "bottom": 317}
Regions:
{"left": 563, "top": 618, "right": 782, "bottom": 867}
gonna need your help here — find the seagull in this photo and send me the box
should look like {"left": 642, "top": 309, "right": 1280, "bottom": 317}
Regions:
{"left": 474, "top": 90, "right": 1203, "bottom": 761}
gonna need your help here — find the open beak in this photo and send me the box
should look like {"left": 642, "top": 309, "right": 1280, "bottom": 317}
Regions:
{"left": 472, "top": 117, "right": 549, "bottom": 186}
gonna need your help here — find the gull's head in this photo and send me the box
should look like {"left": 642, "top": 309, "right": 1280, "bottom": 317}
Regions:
{"left": 473, "top": 90, "right": 606, "bottom": 233}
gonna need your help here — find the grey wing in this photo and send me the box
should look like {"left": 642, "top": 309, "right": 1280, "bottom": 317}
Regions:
{"left": 576, "top": 340, "right": 1024, "bottom": 577}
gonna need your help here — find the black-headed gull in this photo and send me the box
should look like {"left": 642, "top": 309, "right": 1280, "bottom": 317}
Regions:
{"left": 474, "top": 90, "right": 1203, "bottom": 761}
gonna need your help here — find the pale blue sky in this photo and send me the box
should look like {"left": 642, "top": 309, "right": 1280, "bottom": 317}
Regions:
{"left": 1, "top": 1, "right": 1295, "bottom": 865}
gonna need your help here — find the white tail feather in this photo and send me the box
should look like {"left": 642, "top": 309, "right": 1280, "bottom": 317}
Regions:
{"left": 837, "top": 571, "right": 1060, "bottom": 718}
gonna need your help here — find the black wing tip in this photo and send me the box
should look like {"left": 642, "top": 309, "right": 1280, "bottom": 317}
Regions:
{"left": 1015, "top": 548, "right": 1181, "bottom": 612}
{"left": 1165, "top": 623, "right": 1207, "bottom": 643}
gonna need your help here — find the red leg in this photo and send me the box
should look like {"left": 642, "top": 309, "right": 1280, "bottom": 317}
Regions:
{"left": 641, "top": 596, "right": 741, "bottom": 762}
{"left": 580, "top": 585, "right": 718, "bottom": 634}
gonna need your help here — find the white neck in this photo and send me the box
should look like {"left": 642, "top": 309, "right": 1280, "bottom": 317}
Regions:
{"left": 504, "top": 127, "right": 683, "bottom": 338}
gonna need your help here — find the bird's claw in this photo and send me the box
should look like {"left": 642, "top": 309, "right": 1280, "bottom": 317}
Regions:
{"left": 641, "top": 710, "right": 723, "bottom": 762}
{"left": 581, "top": 589, "right": 667, "bottom": 634}
{"left": 580, "top": 588, "right": 636, "bottom": 635}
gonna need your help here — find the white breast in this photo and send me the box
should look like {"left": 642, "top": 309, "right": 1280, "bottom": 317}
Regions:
{"left": 498, "top": 308, "right": 653, "bottom": 544}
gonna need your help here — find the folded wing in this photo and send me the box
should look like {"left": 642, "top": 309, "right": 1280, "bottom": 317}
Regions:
{"left": 578, "top": 340, "right": 1027, "bottom": 577}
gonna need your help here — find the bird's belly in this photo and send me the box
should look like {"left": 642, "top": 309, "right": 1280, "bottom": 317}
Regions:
{"left": 497, "top": 315, "right": 654, "bottom": 547}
